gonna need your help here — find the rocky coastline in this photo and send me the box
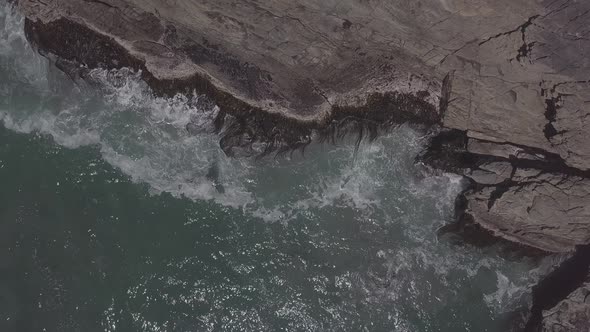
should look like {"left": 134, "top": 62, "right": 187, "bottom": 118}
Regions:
{"left": 14, "top": 0, "right": 590, "bottom": 330}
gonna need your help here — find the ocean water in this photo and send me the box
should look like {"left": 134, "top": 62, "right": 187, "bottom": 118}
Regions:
{"left": 0, "top": 3, "right": 553, "bottom": 331}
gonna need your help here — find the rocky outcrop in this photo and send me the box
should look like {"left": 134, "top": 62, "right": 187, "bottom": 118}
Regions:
{"left": 20, "top": 0, "right": 448, "bottom": 156}
{"left": 17, "top": 1, "right": 590, "bottom": 161}
{"left": 523, "top": 245, "right": 590, "bottom": 332}
{"left": 428, "top": 0, "right": 590, "bottom": 259}
{"left": 464, "top": 168, "right": 590, "bottom": 253}
{"left": 18, "top": 0, "right": 445, "bottom": 114}
{"left": 421, "top": 0, "right": 590, "bottom": 255}
{"left": 13, "top": 0, "right": 590, "bottom": 330}
{"left": 541, "top": 282, "right": 590, "bottom": 331}
{"left": 421, "top": 129, "right": 590, "bottom": 330}
{"left": 421, "top": 128, "right": 590, "bottom": 254}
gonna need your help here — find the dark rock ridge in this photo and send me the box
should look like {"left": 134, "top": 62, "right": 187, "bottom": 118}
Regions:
{"left": 14, "top": 0, "right": 590, "bottom": 330}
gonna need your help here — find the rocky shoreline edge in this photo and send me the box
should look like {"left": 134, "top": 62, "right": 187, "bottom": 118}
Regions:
{"left": 15, "top": 0, "right": 590, "bottom": 330}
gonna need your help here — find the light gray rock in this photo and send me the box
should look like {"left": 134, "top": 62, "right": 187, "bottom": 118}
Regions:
{"left": 541, "top": 282, "right": 590, "bottom": 332}
{"left": 466, "top": 161, "right": 514, "bottom": 185}
{"left": 18, "top": 0, "right": 447, "bottom": 119}
{"left": 463, "top": 170, "right": 590, "bottom": 253}
{"left": 545, "top": 81, "right": 590, "bottom": 171}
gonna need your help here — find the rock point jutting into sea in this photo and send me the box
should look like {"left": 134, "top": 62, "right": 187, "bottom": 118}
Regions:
{"left": 12, "top": 0, "right": 590, "bottom": 330}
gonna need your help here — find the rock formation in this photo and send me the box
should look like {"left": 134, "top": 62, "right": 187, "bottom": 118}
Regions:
{"left": 13, "top": 0, "right": 590, "bottom": 330}
{"left": 541, "top": 282, "right": 590, "bottom": 331}
{"left": 524, "top": 245, "right": 590, "bottom": 331}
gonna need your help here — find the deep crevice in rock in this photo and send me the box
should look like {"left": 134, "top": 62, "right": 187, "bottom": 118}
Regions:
{"left": 543, "top": 94, "right": 563, "bottom": 141}
{"left": 486, "top": 161, "right": 517, "bottom": 211}
{"left": 478, "top": 15, "right": 539, "bottom": 46}
{"left": 523, "top": 244, "right": 590, "bottom": 331}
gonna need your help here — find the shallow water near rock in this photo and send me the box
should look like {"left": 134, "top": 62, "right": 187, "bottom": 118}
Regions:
{"left": 0, "top": 3, "right": 554, "bottom": 331}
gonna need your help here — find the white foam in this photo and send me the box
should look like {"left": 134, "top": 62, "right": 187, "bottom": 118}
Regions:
{"left": 484, "top": 271, "right": 529, "bottom": 313}
{"left": 0, "top": 109, "right": 101, "bottom": 148}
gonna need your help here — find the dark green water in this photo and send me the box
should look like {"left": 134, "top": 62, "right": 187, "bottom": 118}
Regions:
{"left": 0, "top": 3, "right": 553, "bottom": 331}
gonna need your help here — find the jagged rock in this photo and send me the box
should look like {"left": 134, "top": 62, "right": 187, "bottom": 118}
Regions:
{"left": 544, "top": 81, "right": 590, "bottom": 171}
{"left": 541, "top": 281, "right": 590, "bottom": 331}
{"left": 463, "top": 168, "right": 590, "bottom": 253}
{"left": 466, "top": 161, "right": 514, "bottom": 185}
{"left": 16, "top": 0, "right": 590, "bottom": 254}
{"left": 17, "top": 0, "right": 590, "bottom": 164}
{"left": 18, "top": 0, "right": 446, "bottom": 119}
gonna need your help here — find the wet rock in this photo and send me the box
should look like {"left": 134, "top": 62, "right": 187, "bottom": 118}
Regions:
{"left": 429, "top": 134, "right": 590, "bottom": 254}
{"left": 463, "top": 170, "right": 590, "bottom": 253}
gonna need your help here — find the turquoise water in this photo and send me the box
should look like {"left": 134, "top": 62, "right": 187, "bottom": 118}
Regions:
{"left": 0, "top": 3, "right": 551, "bottom": 331}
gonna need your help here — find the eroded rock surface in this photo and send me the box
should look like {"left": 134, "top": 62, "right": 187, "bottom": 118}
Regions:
{"left": 421, "top": 128, "right": 590, "bottom": 255}
{"left": 18, "top": 0, "right": 590, "bottom": 164}
{"left": 541, "top": 282, "right": 590, "bottom": 331}
{"left": 464, "top": 164, "right": 590, "bottom": 253}
{"left": 16, "top": 0, "right": 590, "bottom": 246}
{"left": 441, "top": 0, "right": 590, "bottom": 171}
{"left": 523, "top": 245, "right": 590, "bottom": 332}
{"left": 18, "top": 0, "right": 448, "bottom": 119}
{"left": 18, "top": 1, "right": 590, "bottom": 141}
